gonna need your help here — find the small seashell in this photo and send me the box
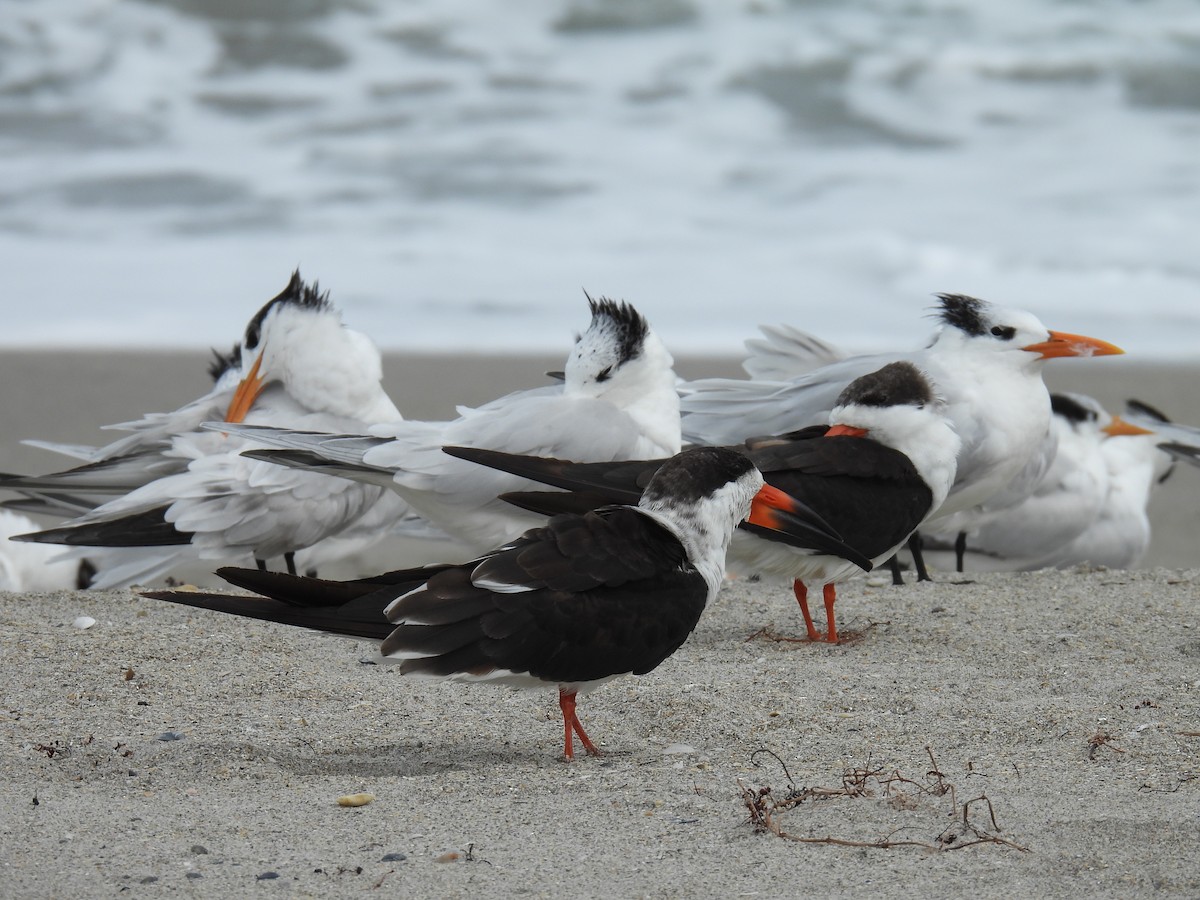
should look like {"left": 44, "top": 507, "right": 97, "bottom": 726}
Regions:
{"left": 336, "top": 792, "right": 374, "bottom": 807}
{"left": 71, "top": 616, "right": 96, "bottom": 630}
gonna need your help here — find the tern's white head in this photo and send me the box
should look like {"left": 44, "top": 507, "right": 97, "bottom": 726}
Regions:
{"left": 565, "top": 295, "right": 676, "bottom": 396}
{"left": 829, "top": 361, "right": 961, "bottom": 510}
{"left": 563, "top": 295, "right": 681, "bottom": 453}
{"left": 224, "top": 271, "right": 401, "bottom": 425}
{"left": 927, "top": 294, "right": 1123, "bottom": 370}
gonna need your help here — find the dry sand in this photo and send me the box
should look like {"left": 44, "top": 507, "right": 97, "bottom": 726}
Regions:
{"left": 3, "top": 571, "right": 1199, "bottom": 897}
{"left": 0, "top": 350, "right": 1199, "bottom": 897}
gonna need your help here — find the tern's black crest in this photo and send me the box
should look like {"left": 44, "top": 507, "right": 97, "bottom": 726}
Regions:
{"left": 933, "top": 293, "right": 990, "bottom": 337}
{"left": 1126, "top": 398, "right": 1171, "bottom": 424}
{"left": 243, "top": 270, "right": 333, "bottom": 351}
{"left": 835, "top": 361, "right": 934, "bottom": 410}
{"left": 641, "top": 446, "right": 756, "bottom": 506}
{"left": 585, "top": 293, "right": 649, "bottom": 367}
{"left": 1050, "top": 393, "right": 1099, "bottom": 425}
{"left": 207, "top": 343, "right": 242, "bottom": 383}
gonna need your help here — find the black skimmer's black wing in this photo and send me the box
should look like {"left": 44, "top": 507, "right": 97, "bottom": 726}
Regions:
{"left": 444, "top": 444, "right": 874, "bottom": 571}
{"left": 742, "top": 431, "right": 934, "bottom": 563}
{"left": 442, "top": 444, "right": 871, "bottom": 569}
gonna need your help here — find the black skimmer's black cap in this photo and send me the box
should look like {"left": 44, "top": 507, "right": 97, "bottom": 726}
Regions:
{"left": 833, "top": 360, "right": 934, "bottom": 410}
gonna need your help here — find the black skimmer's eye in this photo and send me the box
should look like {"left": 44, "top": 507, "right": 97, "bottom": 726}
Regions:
{"left": 595, "top": 366, "right": 613, "bottom": 383}
{"left": 990, "top": 325, "right": 1016, "bottom": 340}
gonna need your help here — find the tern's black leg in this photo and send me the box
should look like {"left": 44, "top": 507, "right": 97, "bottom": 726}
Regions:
{"left": 886, "top": 554, "right": 905, "bottom": 586}
{"left": 907, "top": 532, "right": 932, "bottom": 582}
{"left": 284, "top": 551, "right": 297, "bottom": 576}
{"left": 954, "top": 532, "right": 968, "bottom": 573}
{"left": 255, "top": 558, "right": 268, "bottom": 572}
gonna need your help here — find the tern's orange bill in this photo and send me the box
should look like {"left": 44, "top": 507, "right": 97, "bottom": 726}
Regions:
{"left": 224, "top": 353, "right": 266, "bottom": 424}
{"left": 1022, "top": 331, "right": 1124, "bottom": 359}
{"left": 1102, "top": 416, "right": 1155, "bottom": 437}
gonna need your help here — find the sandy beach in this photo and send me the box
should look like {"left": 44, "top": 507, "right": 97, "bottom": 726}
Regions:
{"left": 1, "top": 350, "right": 1199, "bottom": 897}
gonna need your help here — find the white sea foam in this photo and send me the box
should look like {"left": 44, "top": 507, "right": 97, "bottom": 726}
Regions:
{"left": 2, "top": 0, "right": 1198, "bottom": 357}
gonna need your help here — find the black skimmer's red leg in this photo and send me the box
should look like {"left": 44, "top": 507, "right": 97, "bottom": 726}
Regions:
{"left": 791, "top": 580, "right": 822, "bottom": 641}
{"left": 822, "top": 583, "right": 838, "bottom": 643}
{"left": 558, "top": 689, "right": 601, "bottom": 761}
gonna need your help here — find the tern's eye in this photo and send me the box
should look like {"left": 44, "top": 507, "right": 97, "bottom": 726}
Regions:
{"left": 990, "top": 325, "right": 1016, "bottom": 341}
{"left": 595, "top": 366, "right": 612, "bottom": 383}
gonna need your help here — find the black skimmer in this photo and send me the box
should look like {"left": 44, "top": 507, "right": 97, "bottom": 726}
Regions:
{"left": 678, "top": 294, "right": 1123, "bottom": 580}
{"left": 208, "top": 296, "right": 683, "bottom": 557}
{"left": 448, "top": 361, "right": 959, "bottom": 643}
{"left": 6, "top": 271, "right": 407, "bottom": 588}
{"left": 142, "top": 446, "right": 836, "bottom": 760}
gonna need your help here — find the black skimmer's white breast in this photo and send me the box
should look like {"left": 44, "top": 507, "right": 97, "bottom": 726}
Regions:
{"left": 143, "top": 446, "right": 826, "bottom": 760}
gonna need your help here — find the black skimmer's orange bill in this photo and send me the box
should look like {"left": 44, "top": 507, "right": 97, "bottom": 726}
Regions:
{"left": 206, "top": 295, "right": 683, "bottom": 557}
{"left": 449, "top": 361, "right": 961, "bottom": 644}
{"left": 144, "top": 446, "right": 828, "bottom": 760}
{"left": 680, "top": 295, "right": 1123, "bottom": 582}
{"left": 5, "top": 270, "right": 405, "bottom": 589}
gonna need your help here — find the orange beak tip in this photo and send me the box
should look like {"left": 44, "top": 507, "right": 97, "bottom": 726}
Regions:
{"left": 1025, "top": 331, "right": 1124, "bottom": 359}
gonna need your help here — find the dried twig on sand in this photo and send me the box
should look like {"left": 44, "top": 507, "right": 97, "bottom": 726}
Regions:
{"left": 739, "top": 746, "right": 1029, "bottom": 853}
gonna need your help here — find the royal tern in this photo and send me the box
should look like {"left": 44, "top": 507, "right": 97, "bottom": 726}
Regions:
{"left": 214, "top": 296, "right": 682, "bottom": 556}
{"left": 7, "top": 271, "right": 405, "bottom": 587}
{"left": 1029, "top": 420, "right": 1169, "bottom": 570}
{"left": 143, "top": 446, "right": 824, "bottom": 760}
{"left": 681, "top": 294, "right": 1122, "bottom": 516}
{"left": 449, "top": 361, "right": 960, "bottom": 643}
{"left": 680, "top": 294, "right": 1122, "bottom": 577}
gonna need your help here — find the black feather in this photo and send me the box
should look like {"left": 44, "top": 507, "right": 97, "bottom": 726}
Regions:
{"left": 583, "top": 291, "right": 649, "bottom": 367}
{"left": 933, "top": 293, "right": 989, "bottom": 337}
{"left": 13, "top": 506, "right": 187, "bottom": 547}
{"left": 243, "top": 270, "right": 333, "bottom": 351}
{"left": 1050, "top": 393, "right": 1099, "bottom": 424}
{"left": 208, "top": 343, "right": 242, "bottom": 382}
